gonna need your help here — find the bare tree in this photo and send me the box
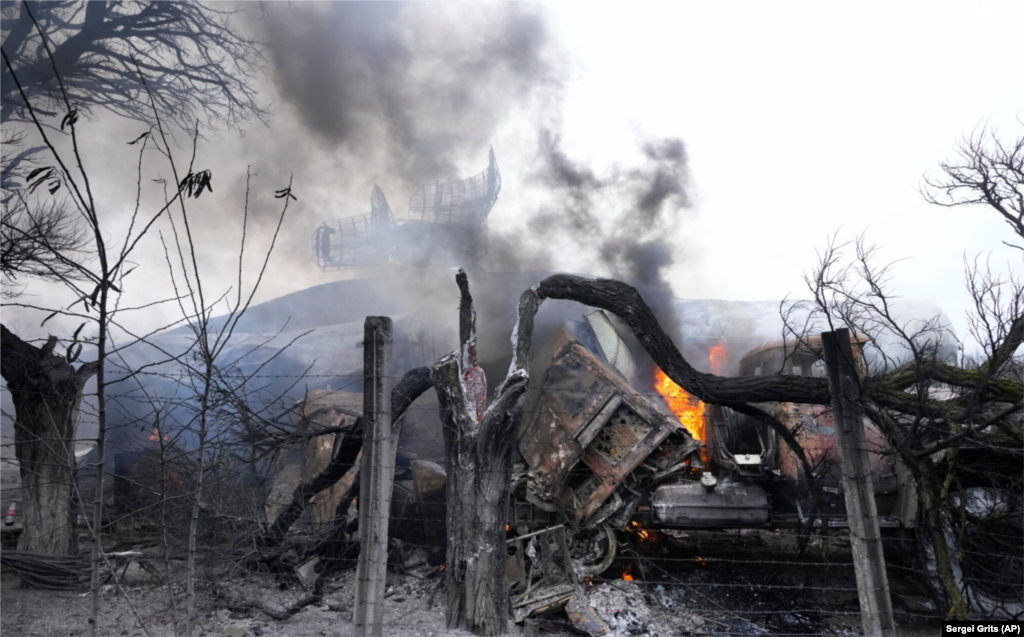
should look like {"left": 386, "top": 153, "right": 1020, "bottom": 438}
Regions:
{"left": 1, "top": 191, "right": 90, "bottom": 296}
{"left": 0, "top": 0, "right": 268, "bottom": 132}
{"left": 0, "top": 185, "right": 92, "bottom": 556}
{"left": 156, "top": 160, "right": 295, "bottom": 636}
{"left": 791, "top": 231, "right": 1021, "bottom": 618}
{"left": 0, "top": 11, "right": 250, "bottom": 632}
{"left": 764, "top": 126, "right": 1024, "bottom": 619}
{"left": 1, "top": 0, "right": 269, "bottom": 298}
{"left": 0, "top": 0, "right": 271, "bottom": 577}
{"left": 922, "top": 125, "right": 1024, "bottom": 251}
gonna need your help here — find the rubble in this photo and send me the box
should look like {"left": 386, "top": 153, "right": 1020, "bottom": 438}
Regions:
{"left": 565, "top": 596, "right": 610, "bottom": 636}
{"left": 585, "top": 581, "right": 655, "bottom": 637}
{"left": 507, "top": 526, "right": 578, "bottom": 623}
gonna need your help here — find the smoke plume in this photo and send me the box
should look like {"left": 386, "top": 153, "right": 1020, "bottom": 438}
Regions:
{"left": 171, "top": 3, "right": 693, "bottom": 362}
{"left": 265, "top": 2, "right": 557, "bottom": 185}
{"left": 489, "top": 130, "right": 692, "bottom": 348}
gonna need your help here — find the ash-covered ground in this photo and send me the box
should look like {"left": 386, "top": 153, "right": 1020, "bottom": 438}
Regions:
{"left": 1, "top": 529, "right": 945, "bottom": 637}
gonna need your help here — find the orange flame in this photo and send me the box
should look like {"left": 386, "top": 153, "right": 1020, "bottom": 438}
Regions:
{"left": 654, "top": 367, "right": 705, "bottom": 445}
{"left": 148, "top": 428, "right": 168, "bottom": 442}
{"left": 622, "top": 565, "right": 634, "bottom": 581}
{"left": 709, "top": 343, "right": 727, "bottom": 375}
{"left": 626, "top": 520, "right": 650, "bottom": 541}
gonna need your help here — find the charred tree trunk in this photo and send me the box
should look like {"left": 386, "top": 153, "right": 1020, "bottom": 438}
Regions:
{"left": 0, "top": 324, "right": 96, "bottom": 554}
{"left": 431, "top": 271, "right": 541, "bottom": 636}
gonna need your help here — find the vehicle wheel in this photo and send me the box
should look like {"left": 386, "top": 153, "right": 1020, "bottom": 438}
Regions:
{"left": 570, "top": 522, "right": 618, "bottom": 576}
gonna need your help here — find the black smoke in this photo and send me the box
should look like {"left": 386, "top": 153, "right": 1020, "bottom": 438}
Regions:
{"left": 500, "top": 130, "right": 692, "bottom": 349}
{"left": 265, "top": 2, "right": 557, "bottom": 185}
{"left": 253, "top": 3, "right": 693, "bottom": 351}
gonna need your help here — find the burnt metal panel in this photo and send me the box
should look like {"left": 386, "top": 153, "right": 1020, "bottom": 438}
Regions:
{"left": 589, "top": 404, "right": 655, "bottom": 465}
{"left": 520, "top": 340, "right": 694, "bottom": 525}
{"left": 770, "top": 402, "right": 898, "bottom": 501}
{"left": 652, "top": 480, "right": 771, "bottom": 528}
{"left": 507, "top": 525, "right": 580, "bottom": 622}
{"left": 576, "top": 395, "right": 622, "bottom": 450}
{"left": 585, "top": 310, "right": 637, "bottom": 381}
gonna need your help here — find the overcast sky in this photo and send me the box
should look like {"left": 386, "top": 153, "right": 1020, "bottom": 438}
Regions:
{"left": 545, "top": 1, "right": 1024, "bottom": 342}
{"left": 3, "top": 1, "right": 1022, "bottom": 355}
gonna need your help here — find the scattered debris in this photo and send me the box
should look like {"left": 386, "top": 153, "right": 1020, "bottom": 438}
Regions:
{"left": 295, "top": 557, "right": 320, "bottom": 589}
{"left": 586, "top": 581, "right": 654, "bottom": 637}
{"left": 507, "top": 526, "right": 579, "bottom": 623}
{"left": 566, "top": 595, "right": 610, "bottom": 636}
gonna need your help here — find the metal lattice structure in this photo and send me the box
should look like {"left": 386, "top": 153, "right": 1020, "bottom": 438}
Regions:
{"left": 312, "top": 149, "right": 500, "bottom": 271}
{"left": 312, "top": 185, "right": 393, "bottom": 271}
{"left": 407, "top": 147, "right": 501, "bottom": 226}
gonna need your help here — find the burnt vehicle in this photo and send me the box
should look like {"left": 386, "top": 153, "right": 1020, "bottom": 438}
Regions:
{"left": 265, "top": 301, "right": 1017, "bottom": 615}
{"left": 511, "top": 310, "right": 917, "bottom": 574}
{"left": 510, "top": 310, "right": 1022, "bottom": 617}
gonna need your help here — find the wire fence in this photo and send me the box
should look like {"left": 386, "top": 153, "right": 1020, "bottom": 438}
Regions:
{"left": 2, "top": 364, "right": 1021, "bottom": 636}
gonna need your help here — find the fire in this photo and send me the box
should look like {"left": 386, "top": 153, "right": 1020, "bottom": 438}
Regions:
{"left": 709, "top": 343, "right": 727, "bottom": 375}
{"left": 653, "top": 367, "right": 705, "bottom": 445}
{"left": 622, "top": 565, "right": 634, "bottom": 581}
{"left": 627, "top": 520, "right": 650, "bottom": 541}
{"left": 148, "top": 428, "right": 168, "bottom": 442}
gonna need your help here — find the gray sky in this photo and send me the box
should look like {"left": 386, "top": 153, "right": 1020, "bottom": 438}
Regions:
{"left": 3, "top": 0, "right": 1022, "bottom": 355}
{"left": 542, "top": 2, "right": 1024, "bottom": 343}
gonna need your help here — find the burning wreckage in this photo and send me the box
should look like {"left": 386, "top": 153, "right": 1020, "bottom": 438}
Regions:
{"left": 256, "top": 149, "right": 959, "bottom": 626}
{"left": 267, "top": 305, "right": 920, "bottom": 625}
{"left": 38, "top": 148, "right": 1008, "bottom": 633}
{"left": 507, "top": 312, "right": 912, "bottom": 607}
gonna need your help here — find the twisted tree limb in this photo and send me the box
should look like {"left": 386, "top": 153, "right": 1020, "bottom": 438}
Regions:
{"left": 260, "top": 366, "right": 433, "bottom": 549}
{"left": 534, "top": 274, "right": 1022, "bottom": 417}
